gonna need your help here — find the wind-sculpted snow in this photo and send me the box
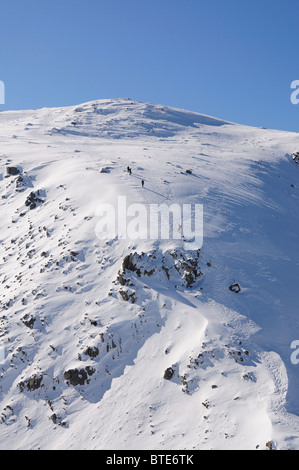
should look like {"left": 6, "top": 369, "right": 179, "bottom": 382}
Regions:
{"left": 0, "top": 99, "right": 299, "bottom": 449}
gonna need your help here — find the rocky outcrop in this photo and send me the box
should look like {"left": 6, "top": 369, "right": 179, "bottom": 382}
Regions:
{"left": 84, "top": 346, "right": 99, "bottom": 359}
{"left": 22, "top": 315, "right": 35, "bottom": 329}
{"left": 164, "top": 367, "right": 175, "bottom": 380}
{"left": 122, "top": 254, "right": 136, "bottom": 272}
{"left": 18, "top": 374, "right": 43, "bottom": 392}
{"left": 119, "top": 289, "right": 136, "bottom": 303}
{"left": 116, "top": 249, "right": 203, "bottom": 296}
{"left": 64, "top": 366, "right": 95, "bottom": 386}
{"left": 25, "top": 190, "right": 44, "bottom": 210}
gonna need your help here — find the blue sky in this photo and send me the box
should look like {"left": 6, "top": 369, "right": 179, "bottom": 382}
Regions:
{"left": 1, "top": 0, "right": 299, "bottom": 131}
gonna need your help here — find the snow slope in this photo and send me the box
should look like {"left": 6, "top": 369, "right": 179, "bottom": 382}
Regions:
{"left": 0, "top": 98, "right": 299, "bottom": 450}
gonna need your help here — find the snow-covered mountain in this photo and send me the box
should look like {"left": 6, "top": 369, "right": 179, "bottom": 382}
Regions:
{"left": 1, "top": 98, "right": 299, "bottom": 450}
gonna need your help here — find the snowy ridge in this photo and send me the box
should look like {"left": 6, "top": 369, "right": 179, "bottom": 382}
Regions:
{"left": 0, "top": 98, "right": 299, "bottom": 449}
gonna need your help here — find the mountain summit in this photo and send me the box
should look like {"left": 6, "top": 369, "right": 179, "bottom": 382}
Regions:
{"left": 1, "top": 98, "right": 299, "bottom": 450}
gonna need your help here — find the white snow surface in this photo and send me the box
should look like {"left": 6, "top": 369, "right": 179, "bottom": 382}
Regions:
{"left": 0, "top": 98, "right": 299, "bottom": 449}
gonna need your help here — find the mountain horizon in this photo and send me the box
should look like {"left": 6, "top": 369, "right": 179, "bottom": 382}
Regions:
{"left": 1, "top": 98, "right": 299, "bottom": 450}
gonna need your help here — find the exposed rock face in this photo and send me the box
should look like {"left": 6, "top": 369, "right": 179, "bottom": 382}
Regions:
{"left": 122, "top": 254, "right": 136, "bottom": 272}
{"left": 64, "top": 367, "right": 95, "bottom": 386}
{"left": 18, "top": 374, "right": 43, "bottom": 392}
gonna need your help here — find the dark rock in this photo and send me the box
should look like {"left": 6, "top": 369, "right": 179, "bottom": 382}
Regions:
{"left": 85, "top": 366, "right": 95, "bottom": 377}
{"left": 164, "top": 367, "right": 175, "bottom": 380}
{"left": 292, "top": 152, "right": 299, "bottom": 163}
{"left": 183, "top": 265, "right": 202, "bottom": 287}
{"left": 6, "top": 166, "right": 21, "bottom": 176}
{"left": 266, "top": 441, "right": 273, "bottom": 450}
{"left": 183, "top": 270, "right": 196, "bottom": 287}
{"left": 28, "top": 375, "right": 43, "bottom": 391}
{"left": 15, "top": 173, "right": 33, "bottom": 192}
{"left": 122, "top": 254, "right": 136, "bottom": 272}
{"left": 162, "top": 266, "right": 170, "bottom": 279}
{"left": 119, "top": 289, "right": 136, "bottom": 303}
{"left": 117, "top": 272, "right": 129, "bottom": 286}
{"left": 22, "top": 315, "right": 35, "bottom": 329}
{"left": 64, "top": 367, "right": 95, "bottom": 386}
{"left": 70, "top": 251, "right": 79, "bottom": 257}
{"left": 84, "top": 346, "right": 99, "bottom": 359}
{"left": 119, "top": 290, "right": 130, "bottom": 301}
{"left": 64, "top": 368, "right": 87, "bottom": 386}
{"left": 25, "top": 191, "right": 44, "bottom": 209}
{"left": 144, "top": 268, "right": 155, "bottom": 276}
{"left": 229, "top": 283, "right": 241, "bottom": 293}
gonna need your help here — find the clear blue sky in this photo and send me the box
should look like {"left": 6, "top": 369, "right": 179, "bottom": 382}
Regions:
{"left": 1, "top": 0, "right": 299, "bottom": 131}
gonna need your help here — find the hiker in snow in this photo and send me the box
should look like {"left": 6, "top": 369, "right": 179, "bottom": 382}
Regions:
{"left": 141, "top": 180, "right": 144, "bottom": 188}
{"left": 129, "top": 168, "right": 132, "bottom": 174}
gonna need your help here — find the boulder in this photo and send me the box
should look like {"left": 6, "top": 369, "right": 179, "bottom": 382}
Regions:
{"left": 164, "top": 367, "right": 175, "bottom": 380}
{"left": 64, "top": 367, "right": 95, "bottom": 386}
{"left": 6, "top": 166, "right": 21, "bottom": 176}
